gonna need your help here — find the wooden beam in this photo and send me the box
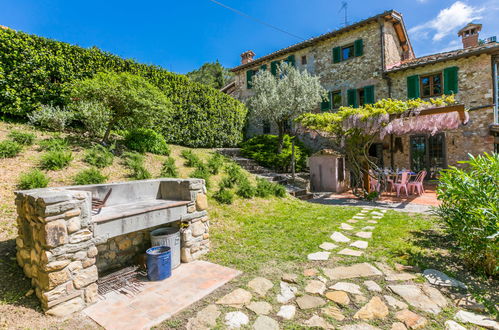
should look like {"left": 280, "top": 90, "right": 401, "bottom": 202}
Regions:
{"left": 390, "top": 104, "right": 467, "bottom": 123}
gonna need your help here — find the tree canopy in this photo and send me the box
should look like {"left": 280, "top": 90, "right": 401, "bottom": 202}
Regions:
{"left": 186, "top": 61, "right": 234, "bottom": 89}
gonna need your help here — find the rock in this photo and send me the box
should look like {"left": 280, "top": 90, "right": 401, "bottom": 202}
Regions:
{"left": 319, "top": 242, "right": 338, "bottom": 251}
{"left": 423, "top": 269, "right": 467, "bottom": 289}
{"left": 371, "top": 211, "right": 384, "bottom": 217}
{"left": 364, "top": 280, "right": 382, "bottom": 292}
{"left": 353, "top": 216, "right": 365, "bottom": 219}
{"left": 350, "top": 240, "right": 368, "bottom": 249}
{"left": 43, "top": 260, "right": 70, "bottom": 272}
{"left": 445, "top": 320, "right": 466, "bottom": 330}
{"left": 216, "top": 288, "right": 252, "bottom": 308}
{"left": 281, "top": 273, "right": 298, "bottom": 283}
{"left": 338, "top": 248, "right": 363, "bottom": 257}
{"left": 276, "top": 281, "right": 297, "bottom": 303}
{"left": 45, "top": 297, "right": 84, "bottom": 317}
{"left": 253, "top": 316, "right": 278, "bottom": 330}
{"left": 454, "top": 294, "right": 486, "bottom": 312}
{"left": 362, "top": 226, "right": 376, "bottom": 231}
{"left": 353, "top": 294, "right": 368, "bottom": 304}
{"left": 455, "top": 310, "right": 499, "bottom": 330}
{"left": 87, "top": 246, "right": 98, "bottom": 258}
{"left": 367, "top": 220, "right": 378, "bottom": 224}
{"left": 355, "top": 231, "right": 372, "bottom": 239}
{"left": 340, "top": 323, "right": 381, "bottom": 330}
{"left": 308, "top": 251, "right": 330, "bottom": 260}
{"left": 323, "top": 263, "right": 382, "bottom": 280}
{"left": 303, "top": 268, "right": 318, "bottom": 277}
{"left": 248, "top": 277, "right": 273, "bottom": 297}
{"left": 331, "top": 232, "right": 351, "bottom": 243}
{"left": 117, "top": 238, "right": 132, "bottom": 250}
{"left": 43, "top": 220, "right": 68, "bottom": 248}
{"left": 329, "top": 282, "right": 362, "bottom": 295}
{"left": 225, "top": 311, "right": 249, "bottom": 329}
{"left": 66, "top": 217, "right": 81, "bottom": 234}
{"left": 247, "top": 301, "right": 272, "bottom": 315}
{"left": 395, "top": 264, "right": 420, "bottom": 273}
{"left": 304, "top": 315, "right": 333, "bottom": 329}
{"left": 347, "top": 219, "right": 358, "bottom": 223}
{"left": 384, "top": 295, "right": 408, "bottom": 310}
{"left": 376, "top": 262, "right": 417, "bottom": 281}
{"left": 421, "top": 284, "right": 448, "bottom": 308}
{"left": 389, "top": 284, "right": 443, "bottom": 314}
{"left": 322, "top": 306, "right": 345, "bottom": 321}
{"left": 317, "top": 275, "right": 328, "bottom": 283}
{"left": 73, "top": 265, "right": 98, "bottom": 289}
{"left": 296, "top": 295, "right": 326, "bottom": 309}
{"left": 69, "top": 229, "right": 92, "bottom": 244}
{"left": 325, "top": 291, "right": 350, "bottom": 305}
{"left": 305, "top": 280, "right": 326, "bottom": 295}
{"left": 353, "top": 296, "right": 389, "bottom": 320}
{"left": 191, "top": 221, "right": 205, "bottom": 237}
{"left": 195, "top": 193, "right": 208, "bottom": 211}
{"left": 277, "top": 305, "right": 296, "bottom": 320}
{"left": 391, "top": 322, "right": 408, "bottom": 330}
{"left": 395, "top": 309, "right": 428, "bottom": 329}
{"left": 340, "top": 223, "right": 354, "bottom": 230}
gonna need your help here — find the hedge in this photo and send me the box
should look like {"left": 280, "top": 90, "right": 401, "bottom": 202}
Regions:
{"left": 0, "top": 28, "right": 247, "bottom": 147}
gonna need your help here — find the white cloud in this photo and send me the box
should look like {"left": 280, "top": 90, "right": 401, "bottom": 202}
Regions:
{"left": 416, "top": 0, "right": 429, "bottom": 3}
{"left": 409, "top": 1, "right": 484, "bottom": 41}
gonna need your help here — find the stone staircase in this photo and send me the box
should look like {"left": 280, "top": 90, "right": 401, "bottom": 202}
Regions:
{"left": 217, "top": 148, "right": 314, "bottom": 200}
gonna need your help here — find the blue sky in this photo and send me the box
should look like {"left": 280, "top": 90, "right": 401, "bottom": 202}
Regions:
{"left": 1, "top": 0, "right": 498, "bottom": 74}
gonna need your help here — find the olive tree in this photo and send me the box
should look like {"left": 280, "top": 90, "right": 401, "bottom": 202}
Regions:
{"left": 72, "top": 72, "right": 173, "bottom": 143}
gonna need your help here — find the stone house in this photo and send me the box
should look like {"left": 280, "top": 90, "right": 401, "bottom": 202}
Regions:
{"left": 228, "top": 10, "right": 499, "bottom": 175}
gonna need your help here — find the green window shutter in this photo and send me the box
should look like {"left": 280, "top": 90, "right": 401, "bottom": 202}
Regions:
{"left": 364, "top": 85, "right": 375, "bottom": 104}
{"left": 332, "top": 47, "right": 341, "bottom": 63}
{"left": 246, "top": 70, "right": 254, "bottom": 89}
{"left": 347, "top": 89, "right": 357, "bottom": 108}
{"left": 260, "top": 64, "right": 267, "bottom": 71}
{"left": 286, "top": 55, "right": 296, "bottom": 67}
{"left": 270, "top": 61, "right": 278, "bottom": 76}
{"left": 407, "top": 75, "right": 420, "bottom": 99}
{"left": 443, "top": 66, "right": 459, "bottom": 94}
{"left": 321, "top": 92, "right": 331, "bottom": 111}
{"left": 354, "top": 39, "right": 363, "bottom": 57}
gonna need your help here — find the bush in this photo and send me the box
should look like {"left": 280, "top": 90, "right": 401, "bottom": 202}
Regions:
{"left": 122, "top": 152, "right": 151, "bottom": 180}
{"left": 213, "top": 188, "right": 234, "bottom": 205}
{"left": 17, "top": 169, "right": 49, "bottom": 189}
{"left": 124, "top": 128, "right": 170, "bottom": 155}
{"left": 236, "top": 179, "right": 255, "bottom": 199}
{"left": 27, "top": 105, "right": 73, "bottom": 131}
{"left": 181, "top": 150, "right": 202, "bottom": 167}
{"left": 255, "top": 178, "right": 275, "bottom": 198}
{"left": 73, "top": 168, "right": 107, "bottom": 185}
{"left": 84, "top": 145, "right": 114, "bottom": 168}
{"left": 40, "top": 150, "right": 72, "bottom": 170}
{"left": 8, "top": 130, "right": 36, "bottom": 145}
{"left": 75, "top": 101, "right": 111, "bottom": 138}
{"left": 160, "top": 157, "right": 179, "bottom": 178}
{"left": 0, "top": 140, "right": 22, "bottom": 158}
{"left": 273, "top": 184, "right": 287, "bottom": 197}
{"left": 225, "top": 163, "right": 246, "bottom": 186}
{"left": 38, "top": 137, "right": 69, "bottom": 151}
{"left": 435, "top": 153, "right": 499, "bottom": 276}
{"left": 241, "top": 134, "right": 310, "bottom": 172}
{"left": 207, "top": 153, "right": 224, "bottom": 175}
{"left": 190, "top": 167, "right": 211, "bottom": 188}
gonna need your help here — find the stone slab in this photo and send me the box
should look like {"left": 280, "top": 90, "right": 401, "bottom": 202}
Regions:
{"left": 355, "top": 231, "right": 373, "bottom": 239}
{"left": 423, "top": 269, "right": 467, "bottom": 289}
{"left": 324, "top": 263, "right": 382, "bottom": 280}
{"left": 350, "top": 240, "right": 368, "bottom": 249}
{"left": 338, "top": 248, "right": 363, "bottom": 257}
{"left": 83, "top": 260, "right": 240, "bottom": 330}
{"left": 320, "top": 242, "right": 338, "bottom": 251}
{"left": 331, "top": 232, "right": 351, "bottom": 243}
{"left": 340, "top": 223, "right": 354, "bottom": 230}
{"left": 308, "top": 251, "right": 330, "bottom": 261}
{"left": 388, "top": 284, "right": 445, "bottom": 314}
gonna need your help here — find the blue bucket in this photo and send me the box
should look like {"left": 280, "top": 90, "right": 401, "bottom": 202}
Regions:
{"left": 146, "top": 246, "right": 171, "bottom": 281}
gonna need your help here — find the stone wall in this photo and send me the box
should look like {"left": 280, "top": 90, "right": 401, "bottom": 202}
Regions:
{"left": 181, "top": 192, "right": 210, "bottom": 262}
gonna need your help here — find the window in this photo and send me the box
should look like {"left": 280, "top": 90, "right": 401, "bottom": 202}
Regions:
{"left": 301, "top": 55, "right": 307, "bottom": 65}
{"left": 420, "top": 73, "right": 442, "bottom": 98}
{"left": 332, "top": 91, "right": 342, "bottom": 110}
{"left": 333, "top": 39, "right": 363, "bottom": 63}
{"left": 358, "top": 89, "right": 365, "bottom": 107}
{"left": 341, "top": 44, "right": 354, "bottom": 61}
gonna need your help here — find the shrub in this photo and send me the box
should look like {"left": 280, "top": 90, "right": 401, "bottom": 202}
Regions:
{"left": 219, "top": 176, "right": 234, "bottom": 189}
{"left": 27, "top": 105, "right": 73, "bottom": 131}
{"left": 38, "top": 137, "right": 69, "bottom": 151}
{"left": 73, "top": 168, "right": 107, "bottom": 185}
{"left": 273, "top": 184, "right": 287, "bottom": 197}
{"left": 122, "top": 152, "right": 151, "bottom": 180}
{"left": 75, "top": 101, "right": 111, "bottom": 138}
{"left": 190, "top": 167, "right": 211, "bottom": 188}
{"left": 213, "top": 188, "right": 234, "bottom": 205}
{"left": 0, "top": 140, "right": 22, "bottom": 158}
{"left": 225, "top": 163, "right": 246, "bottom": 186}
{"left": 255, "top": 178, "right": 275, "bottom": 198}
{"left": 436, "top": 153, "right": 499, "bottom": 276}
{"left": 160, "top": 157, "right": 179, "bottom": 178}
{"left": 207, "top": 153, "right": 224, "bottom": 175}
{"left": 39, "top": 150, "right": 73, "bottom": 170}
{"left": 8, "top": 130, "right": 36, "bottom": 145}
{"left": 17, "top": 169, "right": 49, "bottom": 189}
{"left": 84, "top": 145, "right": 114, "bottom": 168}
{"left": 236, "top": 179, "right": 255, "bottom": 199}
{"left": 124, "top": 128, "right": 170, "bottom": 155}
{"left": 181, "top": 150, "right": 202, "bottom": 167}
{"left": 241, "top": 134, "right": 310, "bottom": 172}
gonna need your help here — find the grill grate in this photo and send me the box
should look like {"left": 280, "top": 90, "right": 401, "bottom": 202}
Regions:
{"left": 97, "top": 266, "right": 146, "bottom": 297}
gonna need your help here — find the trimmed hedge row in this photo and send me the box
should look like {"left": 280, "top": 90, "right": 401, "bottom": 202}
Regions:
{"left": 0, "top": 28, "right": 247, "bottom": 147}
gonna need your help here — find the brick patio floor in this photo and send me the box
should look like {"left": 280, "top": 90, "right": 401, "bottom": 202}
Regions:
{"left": 83, "top": 260, "right": 241, "bottom": 330}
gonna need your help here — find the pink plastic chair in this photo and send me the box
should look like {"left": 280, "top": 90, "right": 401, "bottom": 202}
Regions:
{"left": 393, "top": 171, "right": 409, "bottom": 197}
{"left": 387, "top": 173, "right": 399, "bottom": 193}
{"left": 408, "top": 170, "right": 426, "bottom": 195}
{"left": 370, "top": 177, "right": 381, "bottom": 193}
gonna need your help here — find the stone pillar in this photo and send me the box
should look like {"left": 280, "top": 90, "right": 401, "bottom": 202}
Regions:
{"left": 180, "top": 179, "right": 210, "bottom": 262}
{"left": 15, "top": 188, "right": 97, "bottom": 317}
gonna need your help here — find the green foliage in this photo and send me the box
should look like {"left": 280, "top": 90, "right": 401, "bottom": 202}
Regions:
{"left": 84, "top": 145, "right": 114, "bottom": 168}
{"left": 225, "top": 163, "right": 246, "bottom": 186}
{"left": 236, "top": 179, "right": 255, "bottom": 199}
{"left": 0, "top": 28, "right": 247, "bottom": 147}
{"left": 213, "top": 188, "right": 234, "bottom": 205}
{"left": 0, "top": 140, "right": 22, "bottom": 158}
{"left": 160, "top": 157, "right": 179, "bottom": 178}
{"left": 186, "top": 61, "right": 234, "bottom": 89}
{"left": 241, "top": 134, "right": 309, "bottom": 172}
{"left": 38, "top": 137, "right": 69, "bottom": 151}
{"left": 435, "top": 153, "right": 499, "bottom": 276}
{"left": 124, "top": 128, "right": 170, "bottom": 155}
{"left": 8, "top": 130, "right": 36, "bottom": 145}
{"left": 181, "top": 150, "right": 202, "bottom": 167}
{"left": 122, "top": 152, "right": 151, "bottom": 180}
{"left": 74, "top": 101, "right": 111, "bottom": 137}
{"left": 273, "top": 184, "right": 287, "bottom": 197}
{"left": 207, "top": 153, "right": 224, "bottom": 174}
{"left": 73, "top": 168, "right": 107, "bottom": 185}
{"left": 255, "top": 178, "right": 275, "bottom": 198}
{"left": 39, "top": 150, "right": 73, "bottom": 170}
{"left": 27, "top": 105, "right": 74, "bottom": 131}
{"left": 17, "top": 169, "right": 49, "bottom": 189}
{"left": 190, "top": 167, "right": 211, "bottom": 188}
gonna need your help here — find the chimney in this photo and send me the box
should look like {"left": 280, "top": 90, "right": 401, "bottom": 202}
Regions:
{"left": 458, "top": 23, "right": 482, "bottom": 48}
{"left": 240, "top": 50, "right": 255, "bottom": 65}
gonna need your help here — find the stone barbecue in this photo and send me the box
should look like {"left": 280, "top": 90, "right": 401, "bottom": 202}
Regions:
{"left": 14, "top": 178, "right": 209, "bottom": 317}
